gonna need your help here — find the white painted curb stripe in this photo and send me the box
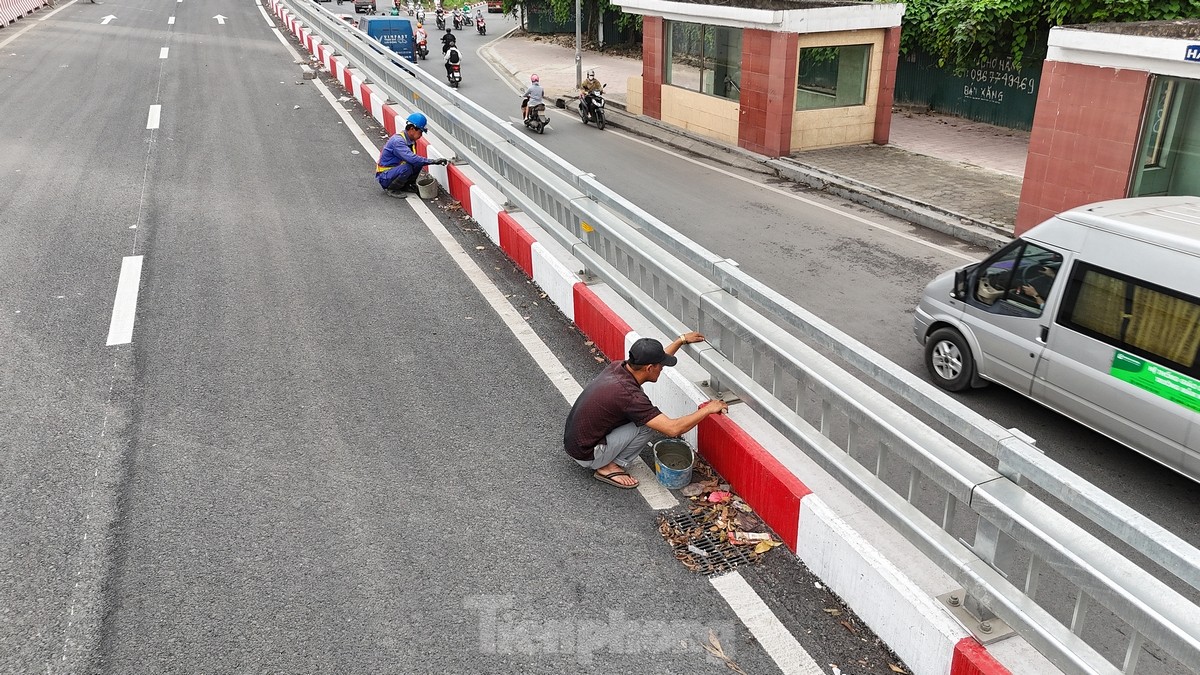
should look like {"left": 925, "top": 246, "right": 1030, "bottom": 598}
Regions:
{"left": 710, "top": 572, "right": 824, "bottom": 675}
{"left": 530, "top": 240, "right": 578, "bottom": 323}
{"left": 468, "top": 183, "right": 501, "bottom": 244}
{"left": 798, "top": 495, "right": 963, "bottom": 675}
{"left": 106, "top": 256, "right": 144, "bottom": 346}
{"left": 146, "top": 105, "right": 161, "bottom": 130}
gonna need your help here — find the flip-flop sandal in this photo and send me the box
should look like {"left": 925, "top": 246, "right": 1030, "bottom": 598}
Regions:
{"left": 593, "top": 469, "right": 638, "bottom": 489}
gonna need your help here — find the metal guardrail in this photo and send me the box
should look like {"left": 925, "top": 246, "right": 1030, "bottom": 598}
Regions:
{"left": 280, "top": 3, "right": 1200, "bottom": 672}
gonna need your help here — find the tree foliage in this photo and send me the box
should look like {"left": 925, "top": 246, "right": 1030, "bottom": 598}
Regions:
{"left": 898, "top": 0, "right": 1200, "bottom": 70}
{"left": 504, "top": 0, "right": 641, "bottom": 42}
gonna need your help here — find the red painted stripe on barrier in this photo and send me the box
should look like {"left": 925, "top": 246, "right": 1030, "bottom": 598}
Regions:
{"left": 381, "top": 105, "right": 401, "bottom": 136}
{"left": 951, "top": 638, "right": 1010, "bottom": 675}
{"left": 446, "top": 165, "right": 472, "bottom": 214}
{"left": 342, "top": 68, "right": 354, "bottom": 92}
{"left": 697, "top": 415, "right": 809, "bottom": 552}
{"left": 571, "top": 283, "right": 631, "bottom": 361}
{"left": 360, "top": 83, "right": 372, "bottom": 115}
{"left": 415, "top": 136, "right": 428, "bottom": 155}
{"left": 498, "top": 212, "right": 534, "bottom": 277}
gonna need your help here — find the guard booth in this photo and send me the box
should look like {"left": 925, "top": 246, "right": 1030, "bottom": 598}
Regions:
{"left": 358, "top": 16, "right": 417, "bottom": 62}
{"left": 615, "top": 0, "right": 906, "bottom": 157}
{"left": 1016, "top": 21, "right": 1200, "bottom": 234}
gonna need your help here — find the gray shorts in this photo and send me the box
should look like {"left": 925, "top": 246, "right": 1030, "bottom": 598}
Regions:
{"left": 574, "top": 422, "right": 658, "bottom": 471}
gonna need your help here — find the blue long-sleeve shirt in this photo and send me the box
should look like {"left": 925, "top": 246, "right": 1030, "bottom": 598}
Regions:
{"left": 375, "top": 133, "right": 435, "bottom": 188}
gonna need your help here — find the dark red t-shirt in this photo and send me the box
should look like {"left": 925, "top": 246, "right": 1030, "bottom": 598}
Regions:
{"left": 563, "top": 360, "right": 662, "bottom": 460}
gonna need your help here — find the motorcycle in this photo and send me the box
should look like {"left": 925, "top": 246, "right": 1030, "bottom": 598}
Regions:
{"left": 463, "top": 12, "right": 472, "bottom": 25}
{"left": 475, "top": 16, "right": 485, "bottom": 34}
{"left": 416, "top": 9, "right": 425, "bottom": 21}
{"left": 447, "top": 62, "right": 462, "bottom": 88}
{"left": 523, "top": 103, "right": 548, "bottom": 134}
{"left": 416, "top": 38, "right": 428, "bottom": 59}
{"left": 579, "top": 85, "right": 606, "bottom": 130}
{"left": 435, "top": 13, "right": 445, "bottom": 29}
{"left": 452, "top": 12, "right": 462, "bottom": 29}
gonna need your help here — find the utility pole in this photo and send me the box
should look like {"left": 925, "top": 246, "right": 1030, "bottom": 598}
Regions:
{"left": 574, "top": 0, "right": 582, "bottom": 87}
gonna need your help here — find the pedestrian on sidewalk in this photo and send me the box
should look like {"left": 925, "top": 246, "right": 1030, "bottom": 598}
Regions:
{"left": 375, "top": 112, "right": 446, "bottom": 198}
{"left": 563, "top": 333, "right": 728, "bottom": 489}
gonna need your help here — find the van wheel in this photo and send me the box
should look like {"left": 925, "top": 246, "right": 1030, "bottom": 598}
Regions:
{"left": 925, "top": 327, "right": 973, "bottom": 392}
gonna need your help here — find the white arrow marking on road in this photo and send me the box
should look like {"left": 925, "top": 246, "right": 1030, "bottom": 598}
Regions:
{"left": 214, "top": 14, "right": 227, "bottom": 24}
{"left": 100, "top": 14, "right": 116, "bottom": 24}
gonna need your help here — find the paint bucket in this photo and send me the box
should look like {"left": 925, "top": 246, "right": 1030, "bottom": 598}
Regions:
{"left": 416, "top": 173, "right": 439, "bottom": 200}
{"left": 652, "top": 439, "right": 694, "bottom": 490}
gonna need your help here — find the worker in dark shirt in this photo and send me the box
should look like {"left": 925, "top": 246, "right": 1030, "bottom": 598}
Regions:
{"left": 563, "top": 333, "right": 728, "bottom": 489}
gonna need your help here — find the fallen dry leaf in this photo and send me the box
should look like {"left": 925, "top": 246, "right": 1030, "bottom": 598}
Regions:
{"left": 839, "top": 620, "right": 859, "bottom": 635}
{"left": 888, "top": 664, "right": 908, "bottom": 674}
{"left": 823, "top": 607, "right": 842, "bottom": 617}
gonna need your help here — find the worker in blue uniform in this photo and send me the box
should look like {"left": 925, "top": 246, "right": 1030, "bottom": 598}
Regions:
{"left": 375, "top": 112, "right": 448, "bottom": 198}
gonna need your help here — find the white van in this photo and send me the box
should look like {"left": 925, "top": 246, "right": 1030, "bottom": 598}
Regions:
{"left": 914, "top": 197, "right": 1200, "bottom": 482}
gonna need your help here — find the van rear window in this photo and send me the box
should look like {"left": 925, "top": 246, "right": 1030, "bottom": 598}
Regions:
{"left": 1062, "top": 263, "right": 1200, "bottom": 374}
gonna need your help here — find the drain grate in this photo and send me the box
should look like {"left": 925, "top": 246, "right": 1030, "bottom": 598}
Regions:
{"left": 658, "top": 508, "right": 757, "bottom": 577}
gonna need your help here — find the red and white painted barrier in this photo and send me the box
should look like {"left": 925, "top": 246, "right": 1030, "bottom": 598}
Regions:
{"left": 1, "top": 0, "right": 45, "bottom": 27}
{"left": 271, "top": 3, "right": 1021, "bottom": 673}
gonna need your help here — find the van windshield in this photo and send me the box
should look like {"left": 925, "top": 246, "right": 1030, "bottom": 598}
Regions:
{"left": 973, "top": 240, "right": 1063, "bottom": 315}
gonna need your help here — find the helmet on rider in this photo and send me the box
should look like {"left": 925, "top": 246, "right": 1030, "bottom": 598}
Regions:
{"left": 405, "top": 112, "right": 428, "bottom": 133}
{"left": 530, "top": 74, "right": 539, "bottom": 83}
{"left": 416, "top": 22, "right": 422, "bottom": 27}
{"left": 586, "top": 70, "right": 595, "bottom": 80}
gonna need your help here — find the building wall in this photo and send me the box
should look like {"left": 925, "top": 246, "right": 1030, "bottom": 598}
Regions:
{"left": 738, "top": 29, "right": 798, "bottom": 156}
{"left": 626, "top": 76, "right": 644, "bottom": 115}
{"left": 790, "top": 29, "right": 884, "bottom": 151}
{"left": 661, "top": 86, "right": 740, "bottom": 145}
{"left": 1015, "top": 61, "right": 1150, "bottom": 234}
{"left": 641, "top": 16, "right": 664, "bottom": 119}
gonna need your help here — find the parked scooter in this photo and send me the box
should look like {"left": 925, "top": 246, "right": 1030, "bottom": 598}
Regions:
{"left": 523, "top": 103, "right": 548, "bottom": 134}
{"left": 475, "top": 15, "right": 486, "bottom": 34}
{"left": 447, "top": 62, "right": 462, "bottom": 88}
{"left": 579, "top": 85, "right": 606, "bottom": 130}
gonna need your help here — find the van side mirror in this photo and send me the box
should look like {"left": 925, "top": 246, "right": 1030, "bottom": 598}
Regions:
{"left": 952, "top": 268, "right": 966, "bottom": 300}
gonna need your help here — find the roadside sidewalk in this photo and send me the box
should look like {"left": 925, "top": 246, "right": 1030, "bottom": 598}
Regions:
{"left": 480, "top": 32, "right": 1030, "bottom": 249}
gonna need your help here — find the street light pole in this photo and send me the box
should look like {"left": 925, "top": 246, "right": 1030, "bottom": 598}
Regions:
{"left": 574, "top": 0, "right": 582, "bottom": 88}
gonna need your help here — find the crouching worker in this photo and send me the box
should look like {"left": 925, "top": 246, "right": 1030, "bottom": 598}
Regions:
{"left": 562, "top": 333, "right": 729, "bottom": 489}
{"left": 375, "top": 112, "right": 448, "bottom": 198}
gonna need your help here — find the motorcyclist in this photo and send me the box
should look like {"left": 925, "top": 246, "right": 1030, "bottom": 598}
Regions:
{"left": 579, "top": 69, "right": 603, "bottom": 115}
{"left": 475, "top": 8, "right": 483, "bottom": 23}
{"left": 451, "top": 7, "right": 463, "bottom": 29}
{"left": 521, "top": 73, "right": 544, "bottom": 123}
{"left": 434, "top": 6, "right": 445, "bottom": 28}
{"left": 414, "top": 22, "right": 428, "bottom": 54}
{"left": 441, "top": 27, "right": 456, "bottom": 53}
{"left": 375, "top": 112, "right": 447, "bottom": 198}
{"left": 443, "top": 42, "right": 462, "bottom": 80}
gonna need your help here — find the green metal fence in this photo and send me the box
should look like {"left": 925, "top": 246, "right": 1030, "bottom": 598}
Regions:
{"left": 895, "top": 49, "right": 1042, "bottom": 131}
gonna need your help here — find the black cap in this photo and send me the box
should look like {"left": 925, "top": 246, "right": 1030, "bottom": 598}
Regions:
{"left": 628, "top": 338, "right": 677, "bottom": 367}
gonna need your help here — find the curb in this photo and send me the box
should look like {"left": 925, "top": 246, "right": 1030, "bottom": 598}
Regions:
{"left": 275, "top": 6, "right": 1016, "bottom": 674}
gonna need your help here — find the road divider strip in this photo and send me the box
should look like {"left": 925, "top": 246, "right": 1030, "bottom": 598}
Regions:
{"left": 106, "top": 256, "right": 143, "bottom": 346}
{"left": 270, "top": 4, "right": 1012, "bottom": 674}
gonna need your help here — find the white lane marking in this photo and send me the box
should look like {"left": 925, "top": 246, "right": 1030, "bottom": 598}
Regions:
{"left": 710, "top": 572, "right": 824, "bottom": 675}
{"left": 146, "top": 105, "right": 161, "bottom": 130}
{"left": 167, "top": 16, "right": 175, "bottom": 25}
{"left": 106, "top": 256, "right": 144, "bottom": 346}
{"left": 160, "top": 47, "right": 169, "bottom": 59}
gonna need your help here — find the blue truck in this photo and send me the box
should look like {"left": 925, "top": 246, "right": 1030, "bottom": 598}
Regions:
{"left": 357, "top": 16, "right": 416, "bottom": 63}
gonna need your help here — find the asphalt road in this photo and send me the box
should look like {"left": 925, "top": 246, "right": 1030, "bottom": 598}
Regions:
{"left": 0, "top": 1, "right": 914, "bottom": 673}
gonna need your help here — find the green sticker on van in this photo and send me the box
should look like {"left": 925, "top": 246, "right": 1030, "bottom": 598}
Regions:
{"left": 1110, "top": 351, "right": 1200, "bottom": 413}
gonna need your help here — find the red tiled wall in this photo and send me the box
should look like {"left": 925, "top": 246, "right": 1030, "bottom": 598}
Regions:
{"left": 874, "top": 27, "right": 901, "bottom": 145}
{"left": 641, "top": 16, "right": 664, "bottom": 119}
{"left": 737, "top": 29, "right": 798, "bottom": 157}
{"left": 1015, "top": 61, "right": 1150, "bottom": 234}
